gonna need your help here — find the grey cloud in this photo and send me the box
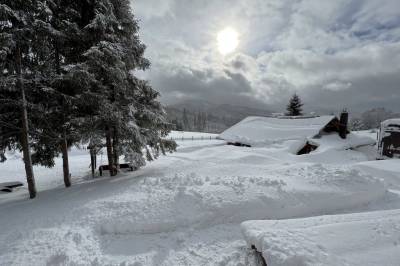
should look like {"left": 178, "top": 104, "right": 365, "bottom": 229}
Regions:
{"left": 148, "top": 67, "right": 267, "bottom": 108}
{"left": 133, "top": 0, "right": 400, "bottom": 113}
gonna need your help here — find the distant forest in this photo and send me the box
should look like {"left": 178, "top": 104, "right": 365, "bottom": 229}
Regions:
{"left": 165, "top": 108, "right": 238, "bottom": 133}
{"left": 350, "top": 107, "right": 400, "bottom": 131}
{"left": 165, "top": 104, "right": 400, "bottom": 133}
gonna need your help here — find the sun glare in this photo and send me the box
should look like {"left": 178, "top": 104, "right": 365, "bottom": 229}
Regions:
{"left": 217, "top": 27, "right": 239, "bottom": 55}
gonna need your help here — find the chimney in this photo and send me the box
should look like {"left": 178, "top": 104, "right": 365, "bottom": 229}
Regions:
{"left": 339, "top": 109, "right": 349, "bottom": 139}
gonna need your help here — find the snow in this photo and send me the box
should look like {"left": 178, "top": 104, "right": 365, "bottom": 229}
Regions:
{"left": 381, "top": 118, "right": 400, "bottom": 127}
{"left": 0, "top": 131, "right": 399, "bottom": 265}
{"left": 241, "top": 209, "right": 400, "bottom": 266}
{"left": 0, "top": 147, "right": 91, "bottom": 192}
{"left": 356, "top": 160, "right": 400, "bottom": 190}
{"left": 309, "top": 133, "right": 376, "bottom": 152}
{"left": 219, "top": 116, "right": 335, "bottom": 146}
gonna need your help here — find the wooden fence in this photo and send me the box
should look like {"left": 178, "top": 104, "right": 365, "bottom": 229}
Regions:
{"left": 168, "top": 135, "right": 219, "bottom": 141}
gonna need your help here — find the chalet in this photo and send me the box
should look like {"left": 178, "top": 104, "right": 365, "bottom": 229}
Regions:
{"left": 219, "top": 112, "right": 360, "bottom": 155}
{"left": 377, "top": 119, "right": 400, "bottom": 159}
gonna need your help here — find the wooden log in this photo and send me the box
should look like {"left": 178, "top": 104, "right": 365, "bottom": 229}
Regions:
{"left": 0, "top": 187, "right": 12, "bottom": 193}
{"left": 0, "top": 182, "right": 24, "bottom": 189}
{"left": 0, "top": 182, "right": 23, "bottom": 193}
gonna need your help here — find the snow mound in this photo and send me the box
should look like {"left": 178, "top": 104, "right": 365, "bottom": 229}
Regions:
{"left": 241, "top": 209, "right": 400, "bottom": 266}
{"left": 94, "top": 164, "right": 386, "bottom": 238}
{"left": 310, "top": 133, "right": 376, "bottom": 152}
{"left": 356, "top": 159, "right": 400, "bottom": 189}
{"left": 219, "top": 116, "right": 335, "bottom": 146}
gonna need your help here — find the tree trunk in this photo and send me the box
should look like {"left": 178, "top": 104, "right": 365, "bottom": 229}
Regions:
{"left": 90, "top": 148, "right": 97, "bottom": 178}
{"left": 113, "top": 126, "right": 119, "bottom": 171}
{"left": 105, "top": 126, "right": 116, "bottom": 176}
{"left": 55, "top": 40, "right": 72, "bottom": 187}
{"left": 17, "top": 46, "right": 37, "bottom": 199}
{"left": 61, "top": 131, "right": 71, "bottom": 187}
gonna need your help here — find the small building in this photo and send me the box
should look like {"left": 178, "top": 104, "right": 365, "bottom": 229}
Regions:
{"left": 217, "top": 112, "right": 374, "bottom": 155}
{"left": 377, "top": 119, "right": 400, "bottom": 159}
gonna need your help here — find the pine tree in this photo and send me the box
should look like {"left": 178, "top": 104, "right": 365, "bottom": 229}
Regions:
{"left": 78, "top": 0, "right": 175, "bottom": 173}
{"left": 182, "top": 108, "right": 190, "bottom": 131}
{"left": 350, "top": 118, "right": 364, "bottom": 131}
{"left": 286, "top": 93, "right": 304, "bottom": 116}
{"left": 200, "top": 112, "right": 207, "bottom": 131}
{"left": 1, "top": 0, "right": 174, "bottom": 186}
{"left": 0, "top": 0, "right": 42, "bottom": 198}
{"left": 193, "top": 112, "right": 198, "bottom": 131}
{"left": 30, "top": 0, "right": 87, "bottom": 187}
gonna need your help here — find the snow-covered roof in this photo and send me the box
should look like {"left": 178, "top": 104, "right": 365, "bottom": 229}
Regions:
{"left": 381, "top": 118, "right": 400, "bottom": 127}
{"left": 219, "top": 116, "right": 336, "bottom": 146}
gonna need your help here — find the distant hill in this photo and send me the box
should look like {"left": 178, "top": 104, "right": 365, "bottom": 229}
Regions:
{"left": 164, "top": 100, "right": 272, "bottom": 133}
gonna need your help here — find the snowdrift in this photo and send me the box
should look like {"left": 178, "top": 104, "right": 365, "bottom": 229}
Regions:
{"left": 357, "top": 159, "right": 400, "bottom": 189}
{"left": 309, "top": 133, "right": 376, "bottom": 152}
{"left": 241, "top": 209, "right": 400, "bottom": 266}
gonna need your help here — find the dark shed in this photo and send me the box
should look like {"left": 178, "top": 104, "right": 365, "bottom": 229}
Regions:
{"left": 378, "top": 119, "right": 400, "bottom": 159}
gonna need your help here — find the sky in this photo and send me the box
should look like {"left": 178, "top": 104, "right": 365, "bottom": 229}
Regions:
{"left": 131, "top": 0, "right": 400, "bottom": 113}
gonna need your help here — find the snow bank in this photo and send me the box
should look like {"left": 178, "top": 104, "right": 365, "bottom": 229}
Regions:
{"left": 310, "top": 133, "right": 376, "bottom": 152}
{"left": 356, "top": 159, "right": 400, "bottom": 189}
{"left": 285, "top": 133, "right": 376, "bottom": 156}
{"left": 219, "top": 116, "right": 335, "bottom": 146}
{"left": 94, "top": 155, "right": 386, "bottom": 237}
{"left": 241, "top": 209, "right": 400, "bottom": 266}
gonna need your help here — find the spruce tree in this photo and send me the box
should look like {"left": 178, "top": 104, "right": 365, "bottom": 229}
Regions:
{"left": 30, "top": 0, "right": 81, "bottom": 187}
{"left": 23, "top": 0, "right": 94, "bottom": 187}
{"left": 286, "top": 93, "right": 304, "bottom": 116}
{"left": 1, "top": 0, "right": 174, "bottom": 187}
{"left": 1, "top": 0, "right": 96, "bottom": 191}
{"left": 79, "top": 0, "right": 175, "bottom": 174}
{"left": 182, "top": 108, "right": 190, "bottom": 130}
{"left": 0, "top": 0, "right": 42, "bottom": 198}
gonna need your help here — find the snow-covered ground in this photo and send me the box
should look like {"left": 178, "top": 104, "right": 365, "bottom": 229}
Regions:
{"left": 0, "top": 131, "right": 399, "bottom": 265}
{"left": 242, "top": 209, "right": 400, "bottom": 266}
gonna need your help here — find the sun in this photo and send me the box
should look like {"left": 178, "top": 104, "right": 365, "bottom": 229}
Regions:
{"left": 217, "top": 27, "right": 239, "bottom": 55}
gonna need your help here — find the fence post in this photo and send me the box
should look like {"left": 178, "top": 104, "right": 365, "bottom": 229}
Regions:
{"left": 192, "top": 136, "right": 194, "bottom": 141}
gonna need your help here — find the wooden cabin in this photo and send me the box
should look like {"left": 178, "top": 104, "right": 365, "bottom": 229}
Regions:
{"left": 219, "top": 112, "right": 350, "bottom": 154}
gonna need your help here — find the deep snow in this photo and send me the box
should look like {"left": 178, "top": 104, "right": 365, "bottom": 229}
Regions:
{"left": 0, "top": 131, "right": 399, "bottom": 265}
{"left": 219, "top": 116, "right": 336, "bottom": 146}
{"left": 241, "top": 209, "right": 400, "bottom": 266}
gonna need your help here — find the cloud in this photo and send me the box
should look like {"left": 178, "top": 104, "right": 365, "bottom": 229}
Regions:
{"left": 133, "top": 0, "right": 400, "bottom": 113}
{"left": 131, "top": 0, "right": 174, "bottom": 20}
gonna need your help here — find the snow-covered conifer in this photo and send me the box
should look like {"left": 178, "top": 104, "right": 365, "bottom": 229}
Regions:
{"left": 286, "top": 93, "right": 304, "bottom": 116}
{"left": 0, "top": 0, "right": 43, "bottom": 198}
{"left": 79, "top": 0, "right": 175, "bottom": 174}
